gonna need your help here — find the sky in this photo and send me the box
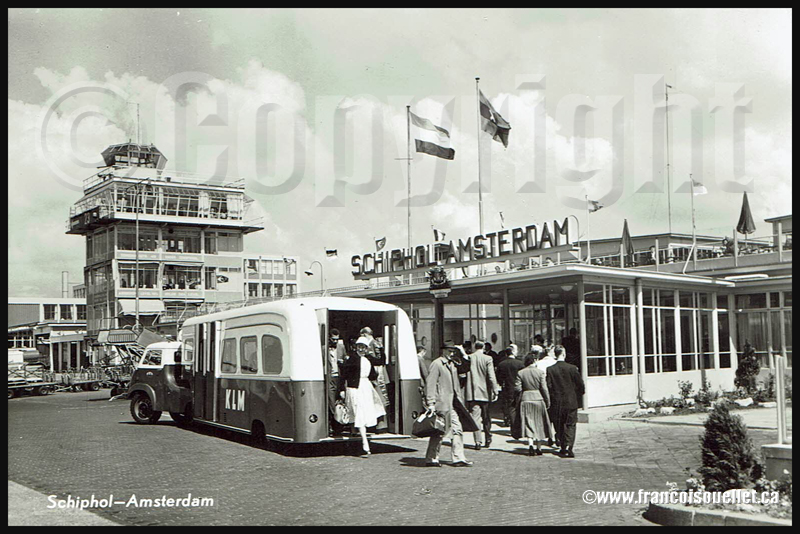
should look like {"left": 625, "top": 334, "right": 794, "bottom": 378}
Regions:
{"left": 7, "top": 8, "right": 793, "bottom": 296}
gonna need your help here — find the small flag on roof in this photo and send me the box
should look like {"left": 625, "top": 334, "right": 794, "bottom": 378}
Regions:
{"left": 691, "top": 179, "right": 708, "bottom": 196}
{"left": 588, "top": 199, "right": 604, "bottom": 213}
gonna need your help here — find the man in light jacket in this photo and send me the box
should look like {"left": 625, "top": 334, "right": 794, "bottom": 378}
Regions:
{"left": 424, "top": 346, "right": 474, "bottom": 467}
{"left": 465, "top": 340, "right": 499, "bottom": 449}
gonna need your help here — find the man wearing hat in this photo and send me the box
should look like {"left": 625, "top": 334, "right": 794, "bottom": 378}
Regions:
{"left": 423, "top": 345, "right": 477, "bottom": 467}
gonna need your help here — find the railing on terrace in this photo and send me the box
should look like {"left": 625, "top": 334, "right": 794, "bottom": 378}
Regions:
{"left": 83, "top": 167, "right": 246, "bottom": 192}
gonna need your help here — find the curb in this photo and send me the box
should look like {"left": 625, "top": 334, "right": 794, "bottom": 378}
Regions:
{"left": 644, "top": 502, "right": 792, "bottom": 527}
{"left": 616, "top": 416, "right": 779, "bottom": 431}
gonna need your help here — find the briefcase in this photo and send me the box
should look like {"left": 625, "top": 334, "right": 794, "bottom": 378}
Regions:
{"left": 412, "top": 411, "right": 445, "bottom": 438}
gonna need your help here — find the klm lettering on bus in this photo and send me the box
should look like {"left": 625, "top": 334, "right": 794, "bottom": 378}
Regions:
{"left": 225, "top": 389, "right": 246, "bottom": 411}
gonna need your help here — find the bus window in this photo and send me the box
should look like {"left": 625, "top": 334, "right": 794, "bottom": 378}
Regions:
{"left": 141, "top": 350, "right": 162, "bottom": 367}
{"left": 221, "top": 338, "right": 237, "bottom": 373}
{"left": 261, "top": 334, "right": 283, "bottom": 374}
{"left": 240, "top": 336, "right": 258, "bottom": 374}
{"left": 183, "top": 335, "right": 194, "bottom": 363}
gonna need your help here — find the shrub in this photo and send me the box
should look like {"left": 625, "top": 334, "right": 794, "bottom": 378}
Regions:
{"left": 698, "top": 402, "right": 763, "bottom": 491}
{"left": 754, "top": 372, "right": 776, "bottom": 403}
{"left": 696, "top": 378, "right": 718, "bottom": 405}
{"left": 678, "top": 380, "right": 695, "bottom": 399}
{"left": 734, "top": 342, "right": 760, "bottom": 394}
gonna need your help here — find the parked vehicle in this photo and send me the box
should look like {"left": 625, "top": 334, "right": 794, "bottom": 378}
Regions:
{"left": 127, "top": 297, "right": 424, "bottom": 444}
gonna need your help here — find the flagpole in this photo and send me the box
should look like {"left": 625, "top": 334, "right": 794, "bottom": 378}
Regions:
{"left": 407, "top": 105, "right": 412, "bottom": 256}
{"left": 586, "top": 195, "right": 592, "bottom": 264}
{"left": 690, "top": 174, "right": 697, "bottom": 271}
{"left": 475, "top": 77, "right": 484, "bottom": 239}
{"left": 666, "top": 83, "right": 673, "bottom": 234}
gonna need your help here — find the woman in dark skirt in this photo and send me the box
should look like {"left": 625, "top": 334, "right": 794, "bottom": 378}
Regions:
{"left": 514, "top": 354, "right": 551, "bottom": 456}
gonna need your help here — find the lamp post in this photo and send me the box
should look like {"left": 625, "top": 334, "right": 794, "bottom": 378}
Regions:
{"left": 304, "top": 260, "right": 324, "bottom": 295}
{"left": 123, "top": 177, "right": 150, "bottom": 334}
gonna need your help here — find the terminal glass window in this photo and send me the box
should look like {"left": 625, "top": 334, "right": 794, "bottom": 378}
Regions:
{"left": 204, "top": 267, "right": 217, "bottom": 290}
{"left": 216, "top": 232, "right": 242, "bottom": 252}
{"left": 165, "top": 231, "right": 201, "bottom": 254}
{"left": 204, "top": 232, "right": 217, "bottom": 255}
{"left": 221, "top": 338, "right": 237, "bottom": 373}
{"left": 240, "top": 336, "right": 258, "bottom": 374}
{"left": 248, "top": 283, "right": 259, "bottom": 298}
{"left": 60, "top": 304, "right": 72, "bottom": 321}
{"left": 583, "top": 284, "right": 634, "bottom": 377}
{"left": 163, "top": 266, "right": 202, "bottom": 290}
{"left": 44, "top": 304, "right": 57, "bottom": 321}
{"left": 262, "top": 284, "right": 271, "bottom": 297}
{"left": 261, "top": 260, "right": 272, "bottom": 275}
{"left": 261, "top": 334, "right": 283, "bottom": 374}
{"left": 77, "top": 305, "right": 87, "bottom": 321}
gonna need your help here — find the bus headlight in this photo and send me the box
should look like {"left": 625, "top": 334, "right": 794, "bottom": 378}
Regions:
{"left": 309, "top": 414, "right": 318, "bottom": 423}
{"left": 411, "top": 411, "right": 419, "bottom": 419}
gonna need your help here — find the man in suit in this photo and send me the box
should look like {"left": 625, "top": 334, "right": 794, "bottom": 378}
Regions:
{"left": 465, "top": 340, "right": 499, "bottom": 450}
{"left": 561, "top": 328, "right": 581, "bottom": 371}
{"left": 424, "top": 346, "right": 475, "bottom": 467}
{"left": 495, "top": 344, "right": 524, "bottom": 427}
{"left": 545, "top": 348, "right": 585, "bottom": 458}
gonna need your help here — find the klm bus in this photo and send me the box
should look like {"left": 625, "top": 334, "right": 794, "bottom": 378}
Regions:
{"left": 127, "top": 297, "right": 424, "bottom": 444}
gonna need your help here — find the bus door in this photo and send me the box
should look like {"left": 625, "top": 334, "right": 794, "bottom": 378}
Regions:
{"left": 193, "top": 323, "right": 207, "bottom": 419}
{"left": 206, "top": 321, "right": 218, "bottom": 422}
{"left": 381, "top": 311, "right": 400, "bottom": 433}
{"left": 315, "top": 309, "right": 331, "bottom": 434}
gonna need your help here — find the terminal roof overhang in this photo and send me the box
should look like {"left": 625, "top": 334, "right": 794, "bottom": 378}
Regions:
{"left": 339, "top": 264, "right": 736, "bottom": 305}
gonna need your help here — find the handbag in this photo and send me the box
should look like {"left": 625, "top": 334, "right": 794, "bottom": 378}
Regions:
{"left": 333, "top": 400, "right": 350, "bottom": 425}
{"left": 412, "top": 411, "right": 445, "bottom": 438}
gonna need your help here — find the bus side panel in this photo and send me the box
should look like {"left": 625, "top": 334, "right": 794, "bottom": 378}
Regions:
{"left": 248, "top": 379, "right": 295, "bottom": 440}
{"left": 217, "top": 378, "right": 252, "bottom": 430}
{"left": 291, "top": 381, "right": 327, "bottom": 443}
{"left": 399, "top": 379, "right": 424, "bottom": 435}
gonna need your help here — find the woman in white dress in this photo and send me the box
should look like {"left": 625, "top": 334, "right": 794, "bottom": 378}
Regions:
{"left": 339, "top": 336, "right": 386, "bottom": 457}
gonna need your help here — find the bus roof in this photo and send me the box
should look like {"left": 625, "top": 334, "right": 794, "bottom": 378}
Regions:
{"left": 182, "top": 297, "right": 403, "bottom": 327}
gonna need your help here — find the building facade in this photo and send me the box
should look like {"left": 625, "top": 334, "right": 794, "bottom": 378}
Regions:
{"left": 335, "top": 214, "right": 792, "bottom": 409}
{"left": 8, "top": 298, "right": 88, "bottom": 370}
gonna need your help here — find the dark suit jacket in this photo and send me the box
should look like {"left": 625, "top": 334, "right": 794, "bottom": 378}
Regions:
{"left": 496, "top": 357, "right": 524, "bottom": 392}
{"left": 545, "top": 360, "right": 585, "bottom": 412}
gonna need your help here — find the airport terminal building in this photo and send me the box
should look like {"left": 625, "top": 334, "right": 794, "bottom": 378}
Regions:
{"left": 336, "top": 214, "right": 792, "bottom": 408}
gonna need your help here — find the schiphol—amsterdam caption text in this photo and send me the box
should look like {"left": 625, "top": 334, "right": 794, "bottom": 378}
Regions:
{"left": 47, "top": 494, "right": 214, "bottom": 510}
{"left": 582, "top": 489, "right": 781, "bottom": 506}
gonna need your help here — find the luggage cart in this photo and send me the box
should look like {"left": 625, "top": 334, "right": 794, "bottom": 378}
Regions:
{"left": 7, "top": 365, "right": 58, "bottom": 399}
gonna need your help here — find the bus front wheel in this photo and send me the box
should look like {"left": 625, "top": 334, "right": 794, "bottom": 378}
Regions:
{"left": 130, "top": 393, "right": 162, "bottom": 424}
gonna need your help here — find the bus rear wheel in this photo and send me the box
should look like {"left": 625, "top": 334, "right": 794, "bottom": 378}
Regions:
{"left": 130, "top": 393, "right": 162, "bottom": 424}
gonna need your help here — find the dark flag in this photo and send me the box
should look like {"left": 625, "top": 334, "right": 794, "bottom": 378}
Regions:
{"left": 478, "top": 90, "right": 511, "bottom": 148}
{"left": 736, "top": 192, "right": 757, "bottom": 236}
{"left": 325, "top": 249, "right": 338, "bottom": 258}
{"left": 621, "top": 219, "right": 635, "bottom": 267}
{"left": 376, "top": 237, "right": 386, "bottom": 251}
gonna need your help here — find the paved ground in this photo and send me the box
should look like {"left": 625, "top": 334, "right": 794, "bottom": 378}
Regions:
{"left": 7, "top": 390, "right": 779, "bottom": 526}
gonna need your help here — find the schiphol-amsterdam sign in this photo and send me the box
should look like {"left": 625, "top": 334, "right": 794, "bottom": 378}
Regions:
{"left": 352, "top": 218, "right": 577, "bottom": 280}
